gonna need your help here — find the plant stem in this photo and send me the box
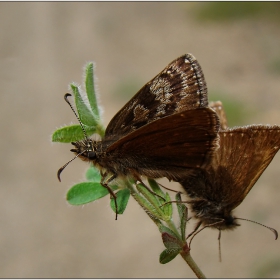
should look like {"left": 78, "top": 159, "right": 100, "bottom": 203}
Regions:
{"left": 180, "top": 249, "right": 206, "bottom": 278}
{"left": 126, "top": 180, "right": 206, "bottom": 278}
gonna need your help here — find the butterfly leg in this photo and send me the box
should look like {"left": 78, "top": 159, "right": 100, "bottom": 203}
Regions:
{"left": 100, "top": 172, "right": 118, "bottom": 220}
{"left": 188, "top": 220, "right": 224, "bottom": 249}
{"left": 157, "top": 182, "right": 183, "bottom": 194}
{"left": 134, "top": 176, "right": 166, "bottom": 202}
{"left": 186, "top": 221, "right": 202, "bottom": 240}
{"left": 218, "top": 229, "right": 222, "bottom": 262}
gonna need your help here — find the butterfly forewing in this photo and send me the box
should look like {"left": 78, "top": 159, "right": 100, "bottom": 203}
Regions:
{"left": 105, "top": 108, "right": 219, "bottom": 181}
{"left": 105, "top": 54, "right": 208, "bottom": 140}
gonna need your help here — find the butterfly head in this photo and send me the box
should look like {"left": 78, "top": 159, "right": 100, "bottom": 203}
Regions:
{"left": 57, "top": 138, "right": 100, "bottom": 182}
{"left": 70, "top": 139, "right": 98, "bottom": 161}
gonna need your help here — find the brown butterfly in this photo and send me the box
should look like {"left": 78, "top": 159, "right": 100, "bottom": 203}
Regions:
{"left": 180, "top": 102, "right": 280, "bottom": 239}
{"left": 58, "top": 54, "right": 220, "bottom": 218}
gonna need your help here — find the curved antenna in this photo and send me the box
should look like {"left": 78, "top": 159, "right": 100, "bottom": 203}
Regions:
{"left": 57, "top": 150, "right": 85, "bottom": 182}
{"left": 64, "top": 93, "right": 88, "bottom": 140}
{"left": 235, "top": 217, "right": 278, "bottom": 240}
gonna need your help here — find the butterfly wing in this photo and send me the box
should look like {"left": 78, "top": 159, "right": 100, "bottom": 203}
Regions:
{"left": 209, "top": 101, "right": 228, "bottom": 130}
{"left": 104, "top": 108, "right": 219, "bottom": 181}
{"left": 206, "top": 125, "right": 280, "bottom": 210}
{"left": 105, "top": 54, "right": 208, "bottom": 140}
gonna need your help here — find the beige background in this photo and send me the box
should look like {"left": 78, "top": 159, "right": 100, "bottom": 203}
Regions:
{"left": 1, "top": 2, "right": 280, "bottom": 278}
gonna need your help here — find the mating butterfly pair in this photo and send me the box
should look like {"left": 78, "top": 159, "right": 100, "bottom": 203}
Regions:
{"left": 58, "top": 54, "right": 280, "bottom": 237}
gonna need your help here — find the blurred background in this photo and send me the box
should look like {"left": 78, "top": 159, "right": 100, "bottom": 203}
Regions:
{"left": 1, "top": 2, "right": 280, "bottom": 278}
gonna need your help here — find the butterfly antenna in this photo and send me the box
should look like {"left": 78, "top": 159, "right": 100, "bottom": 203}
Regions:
{"left": 57, "top": 150, "right": 85, "bottom": 182}
{"left": 64, "top": 93, "right": 88, "bottom": 140}
{"left": 218, "top": 229, "right": 222, "bottom": 262}
{"left": 235, "top": 218, "right": 278, "bottom": 240}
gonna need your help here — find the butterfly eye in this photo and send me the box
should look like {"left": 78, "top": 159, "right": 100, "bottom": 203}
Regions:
{"left": 87, "top": 151, "right": 96, "bottom": 160}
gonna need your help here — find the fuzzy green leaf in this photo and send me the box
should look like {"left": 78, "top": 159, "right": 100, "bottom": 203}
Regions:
{"left": 67, "top": 182, "right": 109, "bottom": 205}
{"left": 159, "top": 225, "right": 179, "bottom": 239}
{"left": 148, "top": 179, "right": 165, "bottom": 199}
{"left": 52, "top": 124, "right": 96, "bottom": 143}
{"left": 70, "top": 84, "right": 98, "bottom": 127}
{"left": 160, "top": 232, "right": 183, "bottom": 264}
{"left": 85, "top": 62, "right": 100, "bottom": 119}
{"left": 176, "top": 192, "right": 188, "bottom": 240}
{"left": 110, "top": 188, "right": 130, "bottom": 214}
{"left": 133, "top": 193, "right": 163, "bottom": 219}
{"left": 161, "top": 232, "right": 183, "bottom": 250}
{"left": 159, "top": 248, "right": 181, "bottom": 264}
{"left": 86, "top": 165, "right": 101, "bottom": 182}
{"left": 162, "top": 192, "right": 172, "bottom": 218}
{"left": 136, "top": 184, "right": 166, "bottom": 218}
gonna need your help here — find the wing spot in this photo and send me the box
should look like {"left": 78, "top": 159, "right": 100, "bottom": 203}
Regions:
{"left": 133, "top": 104, "right": 149, "bottom": 122}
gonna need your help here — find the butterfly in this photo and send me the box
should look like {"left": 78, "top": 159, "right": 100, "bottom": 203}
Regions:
{"left": 180, "top": 101, "right": 280, "bottom": 239}
{"left": 58, "top": 54, "right": 220, "bottom": 218}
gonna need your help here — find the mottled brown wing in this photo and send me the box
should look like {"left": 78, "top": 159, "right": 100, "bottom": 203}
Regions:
{"left": 105, "top": 54, "right": 208, "bottom": 140}
{"left": 106, "top": 108, "right": 219, "bottom": 181}
{"left": 209, "top": 101, "right": 228, "bottom": 130}
{"left": 207, "top": 125, "right": 280, "bottom": 210}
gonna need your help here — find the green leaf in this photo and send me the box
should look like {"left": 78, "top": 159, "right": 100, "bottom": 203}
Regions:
{"left": 110, "top": 188, "right": 130, "bottom": 214}
{"left": 133, "top": 193, "right": 163, "bottom": 219}
{"left": 85, "top": 165, "right": 101, "bottom": 182}
{"left": 71, "top": 84, "right": 98, "bottom": 127}
{"left": 136, "top": 184, "right": 165, "bottom": 218}
{"left": 67, "top": 182, "right": 109, "bottom": 205}
{"left": 159, "top": 225, "right": 179, "bottom": 239}
{"left": 160, "top": 232, "right": 183, "bottom": 264}
{"left": 52, "top": 124, "right": 96, "bottom": 143}
{"left": 176, "top": 192, "right": 188, "bottom": 240}
{"left": 162, "top": 192, "right": 172, "bottom": 218}
{"left": 148, "top": 179, "right": 165, "bottom": 198}
{"left": 161, "top": 232, "right": 182, "bottom": 250}
{"left": 85, "top": 62, "right": 100, "bottom": 119}
{"left": 159, "top": 248, "right": 181, "bottom": 264}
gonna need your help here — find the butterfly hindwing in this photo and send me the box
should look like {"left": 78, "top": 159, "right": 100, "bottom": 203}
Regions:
{"left": 206, "top": 125, "right": 280, "bottom": 210}
{"left": 106, "top": 108, "right": 219, "bottom": 181}
{"left": 209, "top": 101, "right": 228, "bottom": 130}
